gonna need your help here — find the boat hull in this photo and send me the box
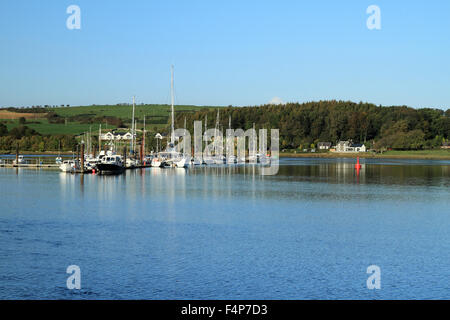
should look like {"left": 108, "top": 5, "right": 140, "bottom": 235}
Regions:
{"left": 96, "top": 163, "right": 125, "bottom": 175}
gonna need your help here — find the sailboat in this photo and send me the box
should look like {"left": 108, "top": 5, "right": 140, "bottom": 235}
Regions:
{"left": 202, "top": 114, "right": 214, "bottom": 165}
{"left": 226, "top": 115, "right": 237, "bottom": 164}
{"left": 247, "top": 123, "right": 260, "bottom": 163}
{"left": 55, "top": 141, "right": 62, "bottom": 164}
{"left": 213, "top": 109, "right": 225, "bottom": 165}
{"left": 151, "top": 66, "right": 189, "bottom": 168}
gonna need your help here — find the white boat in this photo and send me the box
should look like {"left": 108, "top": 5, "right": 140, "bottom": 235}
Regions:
{"left": 59, "top": 160, "right": 79, "bottom": 172}
{"left": 214, "top": 155, "right": 226, "bottom": 164}
{"left": 13, "top": 155, "right": 25, "bottom": 165}
{"left": 248, "top": 154, "right": 260, "bottom": 163}
{"left": 151, "top": 157, "right": 164, "bottom": 167}
{"left": 175, "top": 157, "right": 189, "bottom": 168}
{"left": 152, "top": 66, "right": 190, "bottom": 170}
{"left": 55, "top": 141, "right": 63, "bottom": 164}
{"left": 226, "top": 155, "right": 237, "bottom": 164}
{"left": 126, "top": 158, "right": 138, "bottom": 168}
{"left": 190, "top": 157, "right": 202, "bottom": 166}
{"left": 84, "top": 155, "right": 100, "bottom": 170}
{"left": 202, "top": 155, "right": 215, "bottom": 165}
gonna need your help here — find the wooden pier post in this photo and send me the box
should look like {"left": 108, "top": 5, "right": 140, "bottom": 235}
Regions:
{"left": 123, "top": 146, "right": 127, "bottom": 168}
{"left": 80, "top": 143, "right": 85, "bottom": 174}
{"left": 76, "top": 145, "right": 80, "bottom": 171}
{"left": 15, "top": 143, "right": 19, "bottom": 165}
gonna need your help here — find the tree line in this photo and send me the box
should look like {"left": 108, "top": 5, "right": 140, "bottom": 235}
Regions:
{"left": 175, "top": 101, "right": 450, "bottom": 150}
{"left": 0, "top": 123, "right": 77, "bottom": 152}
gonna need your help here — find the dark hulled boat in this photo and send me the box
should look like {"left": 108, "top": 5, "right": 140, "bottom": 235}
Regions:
{"left": 96, "top": 154, "right": 125, "bottom": 175}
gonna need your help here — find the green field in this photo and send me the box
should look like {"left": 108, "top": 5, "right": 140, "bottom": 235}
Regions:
{"left": 2, "top": 119, "right": 114, "bottom": 135}
{"left": 1, "top": 104, "right": 218, "bottom": 135}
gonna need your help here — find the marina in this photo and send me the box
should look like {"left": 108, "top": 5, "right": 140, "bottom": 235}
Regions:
{"left": 0, "top": 66, "right": 274, "bottom": 174}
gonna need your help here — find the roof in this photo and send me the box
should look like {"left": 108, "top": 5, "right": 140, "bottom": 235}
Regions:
{"left": 318, "top": 142, "right": 332, "bottom": 146}
{"left": 350, "top": 143, "right": 364, "bottom": 147}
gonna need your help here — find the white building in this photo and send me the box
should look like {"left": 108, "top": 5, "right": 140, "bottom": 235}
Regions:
{"left": 335, "top": 141, "right": 366, "bottom": 152}
{"left": 317, "top": 142, "right": 332, "bottom": 150}
{"left": 100, "top": 131, "right": 133, "bottom": 141}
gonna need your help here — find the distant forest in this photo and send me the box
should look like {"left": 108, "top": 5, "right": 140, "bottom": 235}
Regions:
{"left": 1, "top": 101, "right": 449, "bottom": 152}
{"left": 175, "top": 101, "right": 450, "bottom": 151}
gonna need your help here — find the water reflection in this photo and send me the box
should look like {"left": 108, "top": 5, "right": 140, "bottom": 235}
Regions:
{"left": 2, "top": 158, "right": 450, "bottom": 299}
{"left": 46, "top": 159, "right": 449, "bottom": 220}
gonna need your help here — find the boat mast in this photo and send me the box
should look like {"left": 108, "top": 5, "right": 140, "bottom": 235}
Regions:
{"left": 214, "top": 109, "right": 220, "bottom": 157}
{"left": 134, "top": 119, "right": 137, "bottom": 154}
{"left": 98, "top": 124, "right": 101, "bottom": 153}
{"left": 171, "top": 65, "right": 175, "bottom": 145}
{"left": 89, "top": 125, "right": 92, "bottom": 154}
{"left": 131, "top": 96, "right": 135, "bottom": 154}
{"left": 143, "top": 115, "right": 146, "bottom": 155}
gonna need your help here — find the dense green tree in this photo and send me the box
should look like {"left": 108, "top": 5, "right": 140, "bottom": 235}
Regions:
{"left": 176, "top": 101, "right": 449, "bottom": 151}
{"left": 0, "top": 123, "right": 8, "bottom": 136}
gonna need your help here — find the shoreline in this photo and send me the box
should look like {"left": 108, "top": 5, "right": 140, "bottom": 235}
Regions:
{"left": 1, "top": 150, "right": 449, "bottom": 161}
{"left": 279, "top": 152, "right": 450, "bottom": 160}
{"left": 0, "top": 151, "right": 74, "bottom": 155}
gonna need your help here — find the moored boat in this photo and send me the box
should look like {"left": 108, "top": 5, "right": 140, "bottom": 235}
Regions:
{"left": 96, "top": 155, "right": 125, "bottom": 175}
{"left": 59, "top": 160, "right": 79, "bottom": 172}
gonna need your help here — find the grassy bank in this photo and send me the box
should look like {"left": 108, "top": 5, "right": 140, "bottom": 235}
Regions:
{"left": 280, "top": 149, "right": 450, "bottom": 160}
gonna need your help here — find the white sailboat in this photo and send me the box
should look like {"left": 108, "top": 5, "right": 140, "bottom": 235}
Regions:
{"left": 226, "top": 115, "right": 237, "bottom": 164}
{"left": 202, "top": 114, "right": 214, "bottom": 165}
{"left": 152, "top": 66, "right": 189, "bottom": 168}
{"left": 213, "top": 110, "right": 225, "bottom": 165}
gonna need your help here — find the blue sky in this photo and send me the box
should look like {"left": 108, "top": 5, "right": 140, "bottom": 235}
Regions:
{"left": 0, "top": 0, "right": 449, "bottom": 109}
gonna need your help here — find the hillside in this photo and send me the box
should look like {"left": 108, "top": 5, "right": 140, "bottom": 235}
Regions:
{"left": 1, "top": 101, "right": 449, "bottom": 152}
{"left": 176, "top": 101, "right": 450, "bottom": 151}
{"left": 0, "top": 104, "right": 217, "bottom": 135}
{"left": 0, "top": 104, "right": 217, "bottom": 152}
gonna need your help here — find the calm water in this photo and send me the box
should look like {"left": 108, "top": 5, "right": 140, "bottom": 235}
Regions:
{"left": 0, "top": 158, "right": 449, "bottom": 299}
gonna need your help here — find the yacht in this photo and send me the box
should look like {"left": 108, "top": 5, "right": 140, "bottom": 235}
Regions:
{"left": 152, "top": 66, "right": 189, "bottom": 169}
{"left": 96, "top": 154, "right": 125, "bottom": 175}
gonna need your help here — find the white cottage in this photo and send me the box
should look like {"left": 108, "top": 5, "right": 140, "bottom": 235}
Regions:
{"left": 335, "top": 141, "right": 366, "bottom": 152}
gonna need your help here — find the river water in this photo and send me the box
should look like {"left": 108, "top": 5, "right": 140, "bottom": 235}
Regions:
{"left": 0, "top": 158, "right": 449, "bottom": 299}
